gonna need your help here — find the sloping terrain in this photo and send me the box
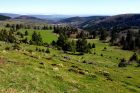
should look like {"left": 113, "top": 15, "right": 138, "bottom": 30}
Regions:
{"left": 0, "top": 28, "right": 140, "bottom": 93}
{"left": 82, "top": 14, "right": 140, "bottom": 30}
{"left": 59, "top": 16, "right": 108, "bottom": 26}
{"left": 0, "top": 15, "right": 11, "bottom": 20}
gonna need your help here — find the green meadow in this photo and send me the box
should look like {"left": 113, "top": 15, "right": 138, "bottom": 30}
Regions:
{"left": 0, "top": 29, "right": 140, "bottom": 93}
{"left": 18, "top": 29, "right": 58, "bottom": 44}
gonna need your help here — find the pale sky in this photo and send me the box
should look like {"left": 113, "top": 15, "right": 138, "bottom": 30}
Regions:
{"left": 0, "top": 0, "right": 140, "bottom": 15}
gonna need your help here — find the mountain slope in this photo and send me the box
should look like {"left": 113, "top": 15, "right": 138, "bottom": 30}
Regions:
{"left": 0, "top": 15, "right": 11, "bottom": 20}
{"left": 30, "top": 15, "right": 74, "bottom": 21}
{"left": 14, "top": 15, "right": 43, "bottom": 20}
{"left": 0, "top": 13, "right": 20, "bottom": 18}
{"left": 82, "top": 14, "right": 140, "bottom": 30}
{"left": 60, "top": 16, "right": 108, "bottom": 26}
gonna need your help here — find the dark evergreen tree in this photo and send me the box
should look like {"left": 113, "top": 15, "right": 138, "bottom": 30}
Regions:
{"left": 120, "top": 36, "right": 125, "bottom": 46}
{"left": 91, "top": 31, "right": 97, "bottom": 39}
{"left": 92, "top": 43, "right": 95, "bottom": 48}
{"left": 110, "top": 30, "right": 117, "bottom": 45}
{"left": 88, "top": 43, "right": 92, "bottom": 49}
{"left": 31, "top": 31, "right": 43, "bottom": 45}
{"left": 76, "top": 38, "right": 89, "bottom": 53}
{"left": 22, "top": 37, "right": 28, "bottom": 44}
{"left": 99, "top": 29, "right": 108, "bottom": 40}
{"left": 51, "top": 40, "right": 56, "bottom": 46}
{"left": 25, "top": 30, "right": 28, "bottom": 36}
{"left": 45, "top": 48, "right": 50, "bottom": 53}
{"left": 70, "top": 40, "right": 76, "bottom": 53}
{"left": 125, "top": 31, "right": 135, "bottom": 50}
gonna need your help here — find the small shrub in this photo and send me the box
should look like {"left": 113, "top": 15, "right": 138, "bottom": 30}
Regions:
{"left": 38, "top": 48, "right": 42, "bottom": 52}
{"left": 118, "top": 58, "right": 127, "bottom": 67}
{"left": 39, "top": 62, "right": 44, "bottom": 65}
{"left": 129, "top": 53, "right": 138, "bottom": 61}
{"left": 28, "top": 49, "right": 33, "bottom": 53}
{"left": 104, "top": 47, "right": 107, "bottom": 49}
{"left": 42, "top": 49, "right": 45, "bottom": 52}
{"left": 92, "top": 43, "right": 95, "bottom": 48}
{"left": 5, "top": 46, "right": 10, "bottom": 50}
{"left": 13, "top": 43, "right": 21, "bottom": 50}
{"left": 83, "top": 60, "right": 86, "bottom": 63}
{"left": 79, "top": 71, "right": 85, "bottom": 75}
{"left": 101, "top": 54, "right": 103, "bottom": 57}
{"left": 36, "top": 47, "right": 39, "bottom": 51}
{"left": 45, "top": 48, "right": 50, "bottom": 53}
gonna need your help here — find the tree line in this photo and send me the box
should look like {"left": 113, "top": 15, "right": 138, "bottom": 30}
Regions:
{"left": 52, "top": 31, "right": 95, "bottom": 54}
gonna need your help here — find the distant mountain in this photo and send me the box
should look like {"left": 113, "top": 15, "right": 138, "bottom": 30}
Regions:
{"left": 0, "top": 13, "right": 20, "bottom": 18}
{"left": 30, "top": 15, "right": 74, "bottom": 21}
{"left": 0, "top": 13, "right": 74, "bottom": 22}
{"left": 82, "top": 14, "right": 140, "bottom": 31}
{"left": 13, "top": 15, "right": 48, "bottom": 24}
{"left": 0, "top": 15, "right": 11, "bottom": 20}
{"left": 60, "top": 16, "right": 108, "bottom": 26}
{"left": 14, "top": 15, "right": 43, "bottom": 20}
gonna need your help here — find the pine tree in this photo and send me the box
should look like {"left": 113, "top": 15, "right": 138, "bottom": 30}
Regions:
{"left": 22, "top": 37, "right": 28, "bottom": 44}
{"left": 32, "top": 31, "right": 37, "bottom": 41}
{"left": 76, "top": 38, "right": 89, "bottom": 53}
{"left": 125, "top": 31, "right": 134, "bottom": 50}
{"left": 88, "top": 43, "right": 92, "bottom": 49}
{"left": 91, "top": 31, "right": 97, "bottom": 39}
{"left": 56, "top": 33, "right": 69, "bottom": 51}
{"left": 120, "top": 36, "right": 125, "bottom": 46}
{"left": 92, "top": 43, "right": 95, "bottom": 48}
{"left": 70, "top": 40, "right": 76, "bottom": 53}
{"left": 99, "top": 29, "right": 108, "bottom": 40}
{"left": 45, "top": 48, "right": 50, "bottom": 53}
{"left": 110, "top": 30, "right": 117, "bottom": 45}
{"left": 31, "top": 31, "right": 43, "bottom": 45}
{"left": 25, "top": 30, "right": 28, "bottom": 36}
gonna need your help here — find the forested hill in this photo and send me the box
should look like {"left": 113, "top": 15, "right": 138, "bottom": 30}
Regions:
{"left": 0, "top": 15, "right": 11, "bottom": 20}
{"left": 82, "top": 14, "right": 140, "bottom": 31}
{"left": 59, "top": 16, "right": 108, "bottom": 25}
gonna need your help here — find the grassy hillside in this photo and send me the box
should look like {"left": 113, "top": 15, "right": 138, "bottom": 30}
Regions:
{"left": 0, "top": 28, "right": 140, "bottom": 93}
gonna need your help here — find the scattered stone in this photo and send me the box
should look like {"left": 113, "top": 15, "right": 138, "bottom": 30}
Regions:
{"left": 58, "top": 64, "right": 64, "bottom": 67}
{"left": 2, "top": 50, "right": 7, "bottom": 53}
{"left": 71, "top": 65, "right": 78, "bottom": 68}
{"left": 51, "top": 64, "right": 57, "bottom": 66}
{"left": 79, "top": 71, "right": 85, "bottom": 75}
{"left": 64, "top": 56, "right": 71, "bottom": 60}
{"left": 83, "top": 60, "right": 96, "bottom": 65}
{"left": 88, "top": 74, "right": 97, "bottom": 79}
{"left": 46, "top": 57, "right": 52, "bottom": 60}
{"left": 60, "top": 59, "right": 67, "bottom": 62}
{"left": 102, "top": 71, "right": 110, "bottom": 77}
{"left": 53, "top": 67, "right": 59, "bottom": 71}
{"left": 68, "top": 68, "right": 78, "bottom": 73}
{"left": 118, "top": 58, "right": 127, "bottom": 67}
